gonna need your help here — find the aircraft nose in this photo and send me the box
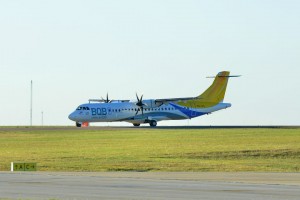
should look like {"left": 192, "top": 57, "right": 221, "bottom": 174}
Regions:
{"left": 68, "top": 112, "right": 76, "bottom": 121}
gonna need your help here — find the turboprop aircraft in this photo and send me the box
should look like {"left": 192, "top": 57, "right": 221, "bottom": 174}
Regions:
{"left": 68, "top": 71, "right": 239, "bottom": 127}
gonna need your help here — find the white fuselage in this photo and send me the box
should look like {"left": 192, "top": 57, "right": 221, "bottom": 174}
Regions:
{"left": 68, "top": 71, "right": 237, "bottom": 127}
{"left": 68, "top": 100, "right": 231, "bottom": 125}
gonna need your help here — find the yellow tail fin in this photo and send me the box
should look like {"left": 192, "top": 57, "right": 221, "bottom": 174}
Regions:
{"left": 178, "top": 71, "right": 230, "bottom": 108}
{"left": 198, "top": 71, "right": 230, "bottom": 102}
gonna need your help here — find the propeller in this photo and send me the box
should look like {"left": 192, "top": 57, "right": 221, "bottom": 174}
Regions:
{"left": 102, "top": 93, "right": 112, "bottom": 103}
{"left": 135, "top": 93, "right": 145, "bottom": 115}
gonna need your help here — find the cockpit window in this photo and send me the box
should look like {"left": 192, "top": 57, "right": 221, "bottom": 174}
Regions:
{"left": 76, "top": 106, "right": 90, "bottom": 110}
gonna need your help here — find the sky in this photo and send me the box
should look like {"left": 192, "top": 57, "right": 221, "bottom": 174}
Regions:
{"left": 0, "top": 0, "right": 299, "bottom": 126}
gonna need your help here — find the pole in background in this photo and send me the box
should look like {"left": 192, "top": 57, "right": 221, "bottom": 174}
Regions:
{"left": 41, "top": 111, "right": 43, "bottom": 126}
{"left": 30, "top": 80, "right": 33, "bottom": 126}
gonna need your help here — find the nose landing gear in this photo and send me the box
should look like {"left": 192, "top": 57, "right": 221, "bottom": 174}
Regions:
{"left": 76, "top": 122, "right": 81, "bottom": 127}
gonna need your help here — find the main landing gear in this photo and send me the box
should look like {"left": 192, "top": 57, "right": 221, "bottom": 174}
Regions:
{"left": 149, "top": 120, "right": 157, "bottom": 127}
{"left": 132, "top": 120, "right": 157, "bottom": 127}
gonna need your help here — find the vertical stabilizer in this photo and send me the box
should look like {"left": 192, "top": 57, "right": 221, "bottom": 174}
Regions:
{"left": 177, "top": 71, "right": 231, "bottom": 108}
{"left": 198, "top": 71, "right": 230, "bottom": 103}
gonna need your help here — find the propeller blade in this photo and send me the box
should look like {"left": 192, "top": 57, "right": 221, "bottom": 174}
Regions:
{"left": 135, "top": 93, "right": 145, "bottom": 115}
{"left": 135, "top": 107, "right": 144, "bottom": 116}
{"left": 100, "top": 93, "right": 111, "bottom": 103}
{"left": 135, "top": 93, "right": 143, "bottom": 107}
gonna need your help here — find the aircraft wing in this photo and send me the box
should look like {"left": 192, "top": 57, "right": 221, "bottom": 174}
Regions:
{"left": 88, "top": 99, "right": 130, "bottom": 103}
{"left": 89, "top": 97, "right": 199, "bottom": 104}
{"left": 88, "top": 99, "right": 106, "bottom": 103}
{"left": 155, "top": 97, "right": 198, "bottom": 103}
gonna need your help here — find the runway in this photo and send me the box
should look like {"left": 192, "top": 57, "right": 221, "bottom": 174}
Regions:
{"left": 1, "top": 125, "right": 299, "bottom": 132}
{"left": 1, "top": 172, "right": 300, "bottom": 199}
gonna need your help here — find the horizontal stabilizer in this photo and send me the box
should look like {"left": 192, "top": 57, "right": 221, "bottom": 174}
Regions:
{"left": 206, "top": 75, "right": 241, "bottom": 78}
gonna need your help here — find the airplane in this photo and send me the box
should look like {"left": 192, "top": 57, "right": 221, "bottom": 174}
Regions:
{"left": 68, "top": 71, "right": 239, "bottom": 127}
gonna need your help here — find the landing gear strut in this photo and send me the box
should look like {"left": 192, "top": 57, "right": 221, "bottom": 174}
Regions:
{"left": 149, "top": 120, "right": 157, "bottom": 127}
{"left": 133, "top": 123, "right": 140, "bottom": 127}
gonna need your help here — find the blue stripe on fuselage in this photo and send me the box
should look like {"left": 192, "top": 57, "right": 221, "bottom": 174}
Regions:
{"left": 123, "top": 112, "right": 186, "bottom": 121}
{"left": 170, "top": 103, "right": 206, "bottom": 118}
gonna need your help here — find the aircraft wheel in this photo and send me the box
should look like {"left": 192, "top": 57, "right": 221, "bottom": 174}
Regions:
{"left": 133, "top": 123, "right": 140, "bottom": 127}
{"left": 149, "top": 120, "right": 157, "bottom": 127}
{"left": 76, "top": 122, "right": 81, "bottom": 127}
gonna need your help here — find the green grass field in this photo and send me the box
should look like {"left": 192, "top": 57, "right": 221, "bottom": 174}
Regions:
{"left": 0, "top": 127, "right": 299, "bottom": 172}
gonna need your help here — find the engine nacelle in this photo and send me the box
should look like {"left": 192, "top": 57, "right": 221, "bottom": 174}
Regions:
{"left": 130, "top": 99, "right": 164, "bottom": 108}
{"left": 141, "top": 99, "right": 163, "bottom": 108}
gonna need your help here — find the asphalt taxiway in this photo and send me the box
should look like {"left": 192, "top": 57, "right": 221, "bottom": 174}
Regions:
{"left": 0, "top": 172, "right": 299, "bottom": 200}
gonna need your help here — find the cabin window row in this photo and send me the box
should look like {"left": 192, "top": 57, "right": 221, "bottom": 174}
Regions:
{"left": 78, "top": 107, "right": 176, "bottom": 112}
{"left": 109, "top": 107, "right": 176, "bottom": 112}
